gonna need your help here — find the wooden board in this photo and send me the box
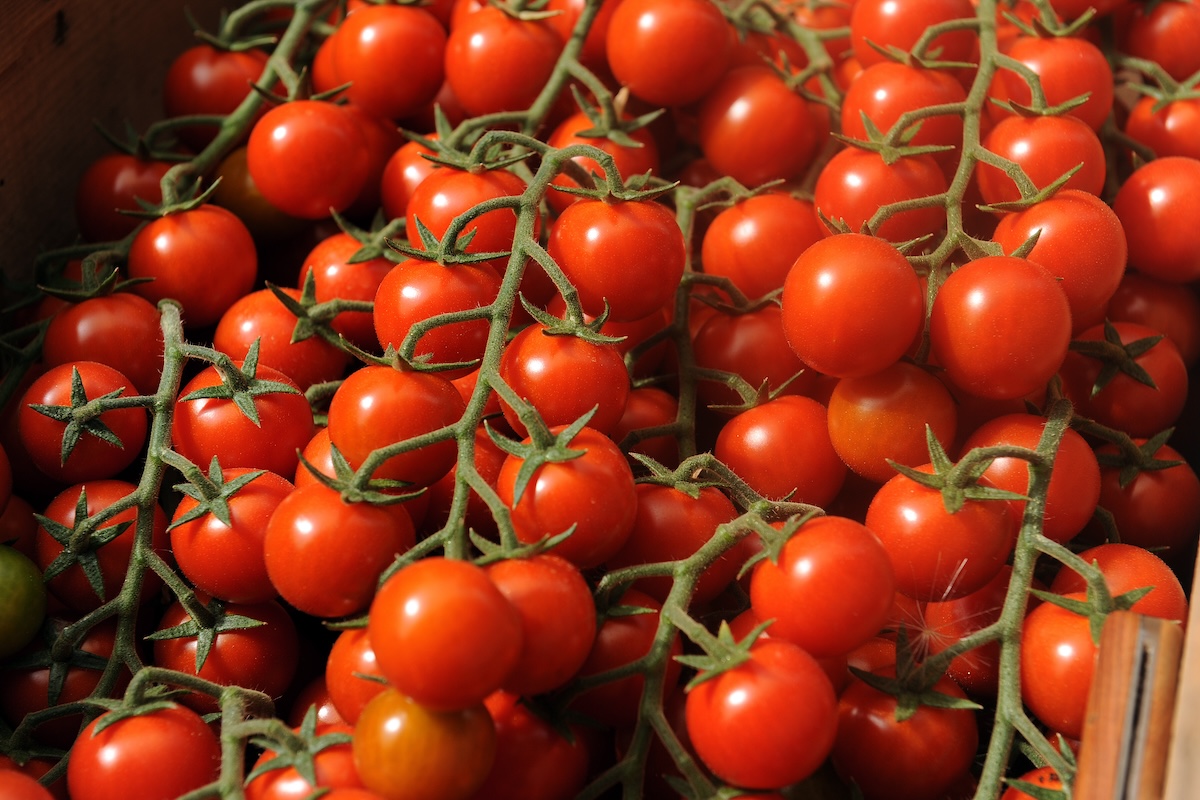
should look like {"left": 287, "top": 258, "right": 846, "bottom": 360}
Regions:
{"left": 0, "top": 0, "right": 229, "bottom": 285}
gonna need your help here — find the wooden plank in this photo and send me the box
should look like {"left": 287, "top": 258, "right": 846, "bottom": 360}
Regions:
{"left": 1163, "top": 550, "right": 1200, "bottom": 800}
{"left": 0, "top": 0, "right": 229, "bottom": 287}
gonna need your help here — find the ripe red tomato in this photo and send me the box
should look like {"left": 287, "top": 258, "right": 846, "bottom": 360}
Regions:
{"left": 1117, "top": 0, "right": 1200, "bottom": 82}
{"left": 163, "top": 44, "right": 268, "bottom": 150}
{"left": 151, "top": 595, "right": 300, "bottom": 714}
{"left": 832, "top": 669, "right": 979, "bottom": 800}
{"left": 611, "top": 385, "right": 679, "bottom": 468}
{"left": 1112, "top": 157, "right": 1200, "bottom": 284}
{"left": 368, "top": 557, "right": 522, "bottom": 711}
{"left": 749, "top": 515, "right": 896, "bottom": 657}
{"left": 1001, "top": 766, "right": 1064, "bottom": 800}
{"left": 213, "top": 287, "right": 352, "bottom": 390}
{"left": 606, "top": 483, "right": 745, "bottom": 605}
{"left": 496, "top": 425, "right": 637, "bottom": 569}
{"left": 991, "top": 189, "right": 1127, "bottom": 333}
{"left": 35, "top": 479, "right": 169, "bottom": 613}
{"left": 245, "top": 722, "right": 364, "bottom": 800}
{"left": 73, "top": 153, "right": 170, "bottom": 242}
{"left": 977, "top": 113, "right": 1106, "bottom": 205}
{"left": 497, "top": 323, "right": 630, "bottom": 438}
{"left": 781, "top": 233, "right": 923, "bottom": 378}
{"left": 332, "top": 4, "right": 446, "bottom": 120}
{"left": 988, "top": 35, "right": 1114, "bottom": 132}
{"left": 325, "top": 626, "right": 386, "bottom": 726}
{"left": 169, "top": 467, "right": 294, "bottom": 604}
{"left": 42, "top": 293, "right": 165, "bottom": 396}
{"left": 403, "top": 167, "right": 529, "bottom": 269}
{"left": 692, "top": 303, "right": 815, "bottom": 412}
{"left": 0, "top": 770, "right": 54, "bottom": 800}
{"left": 484, "top": 555, "right": 597, "bottom": 697}
{"left": 470, "top": 690, "right": 589, "bottom": 800}
{"left": 1094, "top": 439, "right": 1200, "bottom": 565}
{"left": 171, "top": 361, "right": 315, "bottom": 480}
{"left": 325, "top": 365, "right": 464, "bottom": 487}
{"left": 814, "top": 147, "right": 947, "bottom": 243}
{"left": 1049, "top": 542, "right": 1188, "bottom": 623}
{"left": 264, "top": 483, "right": 414, "bottom": 618}
{"left": 686, "top": 640, "right": 838, "bottom": 790}
{"left": 126, "top": 203, "right": 258, "bottom": 329}
{"left": 379, "top": 136, "right": 441, "bottom": 222}
{"left": 700, "top": 193, "right": 825, "bottom": 300}
{"left": 715, "top": 395, "right": 846, "bottom": 507}
{"left": 960, "top": 412, "right": 1100, "bottom": 544}
{"left": 67, "top": 704, "right": 221, "bottom": 800}
{"left": 605, "top": 0, "right": 733, "bottom": 108}
{"left": 247, "top": 100, "right": 371, "bottom": 220}
{"left": 850, "top": 0, "right": 976, "bottom": 68}
{"left": 568, "top": 588, "right": 683, "bottom": 729}
{"left": 826, "top": 360, "right": 959, "bottom": 484}
{"left": 546, "top": 197, "right": 684, "bottom": 323}
{"left": 1126, "top": 96, "right": 1200, "bottom": 162}
{"left": 840, "top": 62, "right": 967, "bottom": 176}
{"left": 372, "top": 259, "right": 501, "bottom": 375}
{"left": 697, "top": 65, "right": 822, "bottom": 187}
{"left": 353, "top": 688, "right": 496, "bottom": 800}
{"left": 1110, "top": 269, "right": 1200, "bottom": 364}
{"left": 865, "top": 464, "right": 1017, "bottom": 600}
{"left": 544, "top": 110, "right": 660, "bottom": 215}
{"left": 1019, "top": 591, "right": 1095, "bottom": 739}
{"left": 298, "top": 232, "right": 396, "bottom": 352}
{"left": 929, "top": 255, "right": 1071, "bottom": 400}
{"left": 18, "top": 361, "right": 147, "bottom": 484}
{"left": 1058, "top": 321, "right": 1189, "bottom": 438}
{"left": 211, "top": 146, "right": 309, "bottom": 242}
{"left": 444, "top": 7, "right": 563, "bottom": 117}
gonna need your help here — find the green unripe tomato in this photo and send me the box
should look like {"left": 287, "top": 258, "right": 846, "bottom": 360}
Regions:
{"left": 0, "top": 544, "right": 47, "bottom": 659}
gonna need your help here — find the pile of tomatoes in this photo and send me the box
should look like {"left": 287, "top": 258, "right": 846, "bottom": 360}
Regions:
{"left": 2, "top": 0, "right": 1200, "bottom": 797}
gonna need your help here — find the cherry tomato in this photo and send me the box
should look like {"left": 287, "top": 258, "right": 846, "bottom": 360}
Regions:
{"left": 781, "top": 233, "right": 923, "bottom": 378}
{"left": 42, "top": 292, "right": 165, "bottom": 396}
{"left": 545, "top": 109, "right": 660, "bottom": 215}
{"left": 991, "top": 189, "right": 1127, "bottom": 332}
{"left": 211, "top": 146, "right": 309, "bottom": 242}
{"left": 171, "top": 361, "right": 315, "bottom": 480}
{"left": 1058, "top": 321, "right": 1189, "bottom": 438}
{"left": 368, "top": 557, "right": 523, "bottom": 711}
{"left": 326, "top": 365, "right": 464, "bottom": 488}
{"left": 605, "top": 0, "right": 733, "bottom": 108}
{"left": 977, "top": 113, "right": 1106, "bottom": 206}
{"left": 826, "top": 360, "right": 959, "bottom": 484}
{"left": 298, "top": 231, "right": 396, "bottom": 352}
{"left": 929, "top": 255, "right": 1071, "bottom": 400}
{"left": 1107, "top": 273, "right": 1200, "bottom": 369}
{"left": 66, "top": 703, "right": 221, "bottom": 800}
{"left": 73, "top": 153, "right": 170, "bottom": 242}
{"left": 444, "top": 7, "right": 563, "bottom": 117}
{"left": 245, "top": 722, "right": 365, "bottom": 800}
{"left": 1112, "top": 157, "right": 1200, "bottom": 284}
{"left": 35, "top": 480, "right": 169, "bottom": 613}
{"left": 1001, "top": 766, "right": 1063, "bottom": 800}
{"left": 715, "top": 395, "right": 846, "bottom": 507}
{"left": 693, "top": 303, "right": 814, "bottom": 412}
{"left": 151, "top": 595, "right": 299, "bottom": 714}
{"left": 814, "top": 147, "right": 948, "bottom": 243}
{"left": 169, "top": 467, "right": 294, "bottom": 604}
{"left": 18, "top": 361, "right": 148, "bottom": 484}
{"left": 546, "top": 197, "right": 685, "bottom": 323}
{"left": 247, "top": 100, "right": 371, "bottom": 220}
{"left": 0, "top": 770, "right": 54, "bottom": 800}
{"left": 163, "top": 44, "right": 268, "bottom": 150}
{"left": 127, "top": 203, "right": 258, "bottom": 329}
{"left": 496, "top": 425, "right": 637, "bottom": 569}
{"left": 264, "top": 483, "right": 415, "bottom": 618}
{"left": 379, "top": 136, "right": 441, "bottom": 222}
{"left": 213, "top": 287, "right": 352, "bottom": 390}
{"left": 960, "top": 412, "right": 1100, "bottom": 545}
{"left": 686, "top": 640, "right": 838, "bottom": 790}
{"left": 326, "top": 626, "right": 387, "bottom": 726}
{"left": 372, "top": 259, "right": 501, "bottom": 375}
{"left": 332, "top": 4, "right": 446, "bottom": 120}
{"left": 1019, "top": 591, "right": 1095, "bottom": 739}
{"left": 832, "top": 669, "right": 979, "bottom": 800}
{"left": 470, "top": 690, "right": 589, "bottom": 800}
{"left": 484, "top": 555, "right": 597, "bottom": 697}
{"left": 1049, "top": 542, "right": 1187, "bottom": 623}
{"left": 0, "top": 545, "right": 45, "bottom": 660}
{"left": 1117, "top": 0, "right": 1200, "bottom": 82}
{"left": 700, "top": 193, "right": 825, "bottom": 300}
{"left": 404, "top": 167, "right": 529, "bottom": 270}
{"left": 988, "top": 35, "right": 1113, "bottom": 132}
{"left": 866, "top": 464, "right": 1017, "bottom": 600}
{"left": 697, "top": 65, "right": 822, "bottom": 188}
{"left": 353, "top": 688, "right": 496, "bottom": 800}
{"left": 606, "top": 483, "right": 745, "bottom": 605}
{"left": 749, "top": 515, "right": 896, "bottom": 657}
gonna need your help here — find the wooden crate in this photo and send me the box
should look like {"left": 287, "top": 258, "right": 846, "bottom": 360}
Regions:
{"left": 0, "top": 0, "right": 229, "bottom": 282}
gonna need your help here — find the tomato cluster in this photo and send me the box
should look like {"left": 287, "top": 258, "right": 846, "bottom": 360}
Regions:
{"left": 3, "top": 0, "right": 1200, "bottom": 798}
